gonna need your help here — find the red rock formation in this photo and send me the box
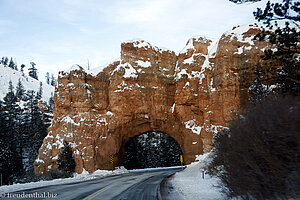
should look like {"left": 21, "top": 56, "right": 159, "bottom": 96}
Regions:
{"left": 34, "top": 23, "right": 276, "bottom": 174}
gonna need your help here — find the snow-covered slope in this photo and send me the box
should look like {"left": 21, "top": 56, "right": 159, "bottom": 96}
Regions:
{"left": 0, "top": 64, "right": 54, "bottom": 102}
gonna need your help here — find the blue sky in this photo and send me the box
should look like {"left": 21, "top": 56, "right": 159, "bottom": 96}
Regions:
{"left": 0, "top": 0, "right": 267, "bottom": 80}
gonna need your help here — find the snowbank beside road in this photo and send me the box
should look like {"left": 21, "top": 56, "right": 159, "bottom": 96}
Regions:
{"left": 170, "top": 153, "right": 226, "bottom": 200}
{"left": 0, "top": 167, "right": 128, "bottom": 193}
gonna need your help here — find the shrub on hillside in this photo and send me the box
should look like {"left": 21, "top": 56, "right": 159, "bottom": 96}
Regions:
{"left": 207, "top": 95, "right": 300, "bottom": 199}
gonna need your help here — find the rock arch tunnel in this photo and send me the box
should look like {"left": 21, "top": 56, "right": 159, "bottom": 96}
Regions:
{"left": 120, "top": 131, "right": 183, "bottom": 169}
{"left": 94, "top": 118, "right": 204, "bottom": 171}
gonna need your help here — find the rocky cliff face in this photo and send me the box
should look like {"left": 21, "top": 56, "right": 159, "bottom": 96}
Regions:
{"left": 35, "top": 23, "right": 275, "bottom": 174}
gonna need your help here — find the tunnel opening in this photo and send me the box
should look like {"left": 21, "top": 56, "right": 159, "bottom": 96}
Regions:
{"left": 123, "top": 131, "right": 183, "bottom": 170}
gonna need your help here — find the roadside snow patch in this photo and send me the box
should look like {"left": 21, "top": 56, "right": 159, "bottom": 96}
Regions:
{"left": 171, "top": 153, "right": 226, "bottom": 200}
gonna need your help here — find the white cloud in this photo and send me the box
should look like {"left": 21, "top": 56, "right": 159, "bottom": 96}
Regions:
{"left": 111, "top": 0, "right": 171, "bottom": 24}
{"left": 103, "top": 0, "right": 268, "bottom": 52}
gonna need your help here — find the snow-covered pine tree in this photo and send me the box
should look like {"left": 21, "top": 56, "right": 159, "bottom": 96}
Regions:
{"left": 22, "top": 90, "right": 48, "bottom": 173}
{"left": 249, "top": 63, "right": 270, "bottom": 105}
{"left": 8, "top": 57, "right": 15, "bottom": 70}
{"left": 50, "top": 74, "right": 56, "bottom": 86}
{"left": 48, "top": 92, "right": 54, "bottom": 114}
{"left": 37, "top": 82, "right": 43, "bottom": 100}
{"left": 20, "top": 64, "right": 25, "bottom": 76}
{"left": 16, "top": 79, "right": 26, "bottom": 101}
{"left": 124, "top": 137, "right": 140, "bottom": 169}
{"left": 3, "top": 81, "right": 22, "bottom": 123}
{"left": 45, "top": 72, "right": 50, "bottom": 85}
{"left": 0, "top": 82, "right": 23, "bottom": 184}
{"left": 0, "top": 100, "right": 16, "bottom": 185}
{"left": 165, "top": 135, "right": 182, "bottom": 166}
{"left": 2, "top": 57, "right": 9, "bottom": 67}
{"left": 57, "top": 141, "right": 76, "bottom": 174}
{"left": 28, "top": 62, "right": 38, "bottom": 80}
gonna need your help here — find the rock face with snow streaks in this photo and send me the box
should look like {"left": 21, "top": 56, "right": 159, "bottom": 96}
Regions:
{"left": 35, "top": 24, "right": 275, "bottom": 174}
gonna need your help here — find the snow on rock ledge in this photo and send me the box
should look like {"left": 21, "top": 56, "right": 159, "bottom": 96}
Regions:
{"left": 65, "top": 64, "right": 85, "bottom": 73}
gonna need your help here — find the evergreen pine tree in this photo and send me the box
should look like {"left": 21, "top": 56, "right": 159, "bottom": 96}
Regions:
{"left": 22, "top": 90, "right": 48, "bottom": 173}
{"left": 8, "top": 57, "right": 15, "bottom": 70}
{"left": 28, "top": 62, "right": 38, "bottom": 80}
{"left": 37, "top": 82, "right": 43, "bottom": 100}
{"left": 249, "top": 63, "right": 270, "bottom": 105}
{"left": 0, "top": 100, "right": 15, "bottom": 185}
{"left": 16, "top": 79, "right": 26, "bottom": 100}
{"left": 0, "top": 82, "right": 23, "bottom": 184}
{"left": 2, "top": 57, "right": 9, "bottom": 66}
{"left": 45, "top": 72, "right": 50, "bottom": 85}
{"left": 50, "top": 74, "right": 56, "bottom": 86}
{"left": 14, "top": 61, "right": 18, "bottom": 71}
{"left": 48, "top": 93, "right": 55, "bottom": 114}
{"left": 57, "top": 141, "right": 76, "bottom": 174}
{"left": 21, "top": 91, "right": 34, "bottom": 172}
{"left": 20, "top": 64, "right": 25, "bottom": 76}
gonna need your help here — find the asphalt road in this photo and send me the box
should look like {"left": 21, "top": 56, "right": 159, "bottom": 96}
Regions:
{"left": 2, "top": 167, "right": 184, "bottom": 200}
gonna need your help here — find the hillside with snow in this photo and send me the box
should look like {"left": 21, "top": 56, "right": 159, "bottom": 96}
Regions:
{"left": 0, "top": 64, "right": 55, "bottom": 102}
